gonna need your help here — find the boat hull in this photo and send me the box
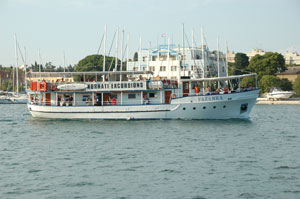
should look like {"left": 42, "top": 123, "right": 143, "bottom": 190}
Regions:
{"left": 27, "top": 90, "right": 259, "bottom": 120}
{"left": 267, "top": 92, "right": 294, "bottom": 99}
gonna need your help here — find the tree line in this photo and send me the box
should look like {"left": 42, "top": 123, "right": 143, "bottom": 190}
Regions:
{"left": 229, "top": 52, "right": 300, "bottom": 96}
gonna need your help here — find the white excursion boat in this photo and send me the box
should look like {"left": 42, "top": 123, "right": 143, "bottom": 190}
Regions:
{"left": 26, "top": 71, "right": 259, "bottom": 120}
{"left": 267, "top": 88, "right": 295, "bottom": 100}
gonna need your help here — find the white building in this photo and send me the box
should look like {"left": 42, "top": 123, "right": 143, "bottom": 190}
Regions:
{"left": 285, "top": 51, "right": 300, "bottom": 65}
{"left": 226, "top": 50, "right": 236, "bottom": 63}
{"left": 127, "top": 44, "right": 227, "bottom": 80}
{"left": 246, "top": 49, "right": 265, "bottom": 60}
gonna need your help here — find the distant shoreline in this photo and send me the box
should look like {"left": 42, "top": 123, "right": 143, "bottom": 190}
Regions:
{"left": 256, "top": 98, "right": 300, "bottom": 105}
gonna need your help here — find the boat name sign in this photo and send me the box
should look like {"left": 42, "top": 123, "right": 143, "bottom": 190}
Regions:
{"left": 86, "top": 81, "right": 146, "bottom": 91}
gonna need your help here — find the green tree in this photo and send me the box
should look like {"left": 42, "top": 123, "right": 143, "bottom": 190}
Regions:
{"left": 228, "top": 53, "right": 249, "bottom": 75}
{"left": 279, "top": 78, "right": 293, "bottom": 91}
{"left": 31, "top": 61, "right": 43, "bottom": 72}
{"left": 75, "top": 54, "right": 118, "bottom": 72}
{"left": 259, "top": 75, "right": 280, "bottom": 93}
{"left": 293, "top": 76, "right": 300, "bottom": 96}
{"left": 240, "top": 76, "right": 256, "bottom": 87}
{"left": 248, "top": 52, "right": 286, "bottom": 80}
{"left": 44, "top": 62, "right": 56, "bottom": 72}
{"left": 235, "top": 53, "right": 249, "bottom": 70}
{"left": 133, "top": 52, "right": 138, "bottom": 61}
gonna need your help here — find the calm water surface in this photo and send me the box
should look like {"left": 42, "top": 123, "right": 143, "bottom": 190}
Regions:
{"left": 0, "top": 104, "right": 300, "bottom": 199}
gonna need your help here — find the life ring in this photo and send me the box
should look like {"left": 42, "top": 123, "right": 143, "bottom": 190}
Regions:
{"left": 172, "top": 94, "right": 176, "bottom": 98}
{"left": 51, "top": 84, "right": 57, "bottom": 91}
{"left": 38, "top": 82, "right": 47, "bottom": 92}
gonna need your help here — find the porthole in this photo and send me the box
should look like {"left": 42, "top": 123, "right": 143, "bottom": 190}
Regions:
{"left": 183, "top": 107, "right": 186, "bottom": 110}
{"left": 223, "top": 105, "right": 226, "bottom": 108}
{"left": 203, "top": 106, "right": 206, "bottom": 109}
{"left": 213, "top": 106, "right": 216, "bottom": 109}
{"left": 193, "top": 107, "right": 196, "bottom": 110}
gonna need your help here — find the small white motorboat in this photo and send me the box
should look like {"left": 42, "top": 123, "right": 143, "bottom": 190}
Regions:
{"left": 267, "top": 88, "right": 295, "bottom": 100}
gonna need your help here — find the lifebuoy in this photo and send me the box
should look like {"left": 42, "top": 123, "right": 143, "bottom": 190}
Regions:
{"left": 51, "top": 84, "right": 57, "bottom": 91}
{"left": 172, "top": 94, "right": 176, "bottom": 98}
{"left": 38, "top": 82, "right": 47, "bottom": 92}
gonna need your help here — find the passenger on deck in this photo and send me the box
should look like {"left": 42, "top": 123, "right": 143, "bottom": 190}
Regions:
{"left": 57, "top": 96, "right": 61, "bottom": 106}
{"left": 224, "top": 86, "right": 229, "bottom": 94}
{"left": 205, "top": 85, "right": 211, "bottom": 95}
{"left": 86, "top": 96, "right": 92, "bottom": 105}
{"left": 195, "top": 85, "right": 200, "bottom": 95}
{"left": 112, "top": 98, "right": 117, "bottom": 105}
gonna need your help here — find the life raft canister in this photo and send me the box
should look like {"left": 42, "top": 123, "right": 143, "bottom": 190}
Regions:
{"left": 51, "top": 84, "right": 57, "bottom": 91}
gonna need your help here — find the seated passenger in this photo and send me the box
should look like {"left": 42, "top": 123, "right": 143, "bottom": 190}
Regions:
{"left": 112, "top": 98, "right": 117, "bottom": 105}
{"left": 224, "top": 86, "right": 229, "bottom": 94}
{"left": 205, "top": 86, "right": 211, "bottom": 95}
{"left": 195, "top": 85, "right": 200, "bottom": 95}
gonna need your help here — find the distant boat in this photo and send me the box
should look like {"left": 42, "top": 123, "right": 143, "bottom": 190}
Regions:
{"left": 9, "top": 93, "right": 27, "bottom": 104}
{"left": 0, "top": 91, "right": 11, "bottom": 104}
{"left": 267, "top": 88, "right": 295, "bottom": 100}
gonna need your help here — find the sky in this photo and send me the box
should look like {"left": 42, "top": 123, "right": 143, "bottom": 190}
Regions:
{"left": 0, "top": 0, "right": 299, "bottom": 67}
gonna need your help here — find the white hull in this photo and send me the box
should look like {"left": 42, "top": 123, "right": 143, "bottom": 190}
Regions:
{"left": 9, "top": 94, "right": 28, "bottom": 104}
{"left": 28, "top": 90, "right": 259, "bottom": 120}
{"left": 267, "top": 93, "right": 294, "bottom": 99}
{"left": 0, "top": 98, "right": 12, "bottom": 104}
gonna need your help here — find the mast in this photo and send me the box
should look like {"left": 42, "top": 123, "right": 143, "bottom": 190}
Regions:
{"left": 126, "top": 33, "right": 129, "bottom": 71}
{"left": 201, "top": 27, "right": 205, "bottom": 95}
{"left": 217, "top": 37, "right": 220, "bottom": 88}
{"left": 103, "top": 24, "right": 107, "bottom": 81}
{"left": 225, "top": 41, "right": 229, "bottom": 77}
{"left": 182, "top": 24, "right": 185, "bottom": 72}
{"left": 167, "top": 37, "right": 170, "bottom": 79}
{"left": 115, "top": 26, "right": 119, "bottom": 71}
{"left": 192, "top": 29, "right": 194, "bottom": 60}
{"left": 139, "top": 36, "right": 142, "bottom": 71}
{"left": 14, "top": 33, "right": 19, "bottom": 95}
{"left": 63, "top": 51, "right": 66, "bottom": 72}
{"left": 24, "top": 47, "right": 27, "bottom": 89}
{"left": 38, "top": 49, "right": 41, "bottom": 79}
{"left": 120, "top": 30, "right": 124, "bottom": 81}
{"left": 120, "top": 30, "right": 124, "bottom": 71}
{"left": 147, "top": 41, "right": 150, "bottom": 72}
{"left": 201, "top": 27, "right": 205, "bottom": 78}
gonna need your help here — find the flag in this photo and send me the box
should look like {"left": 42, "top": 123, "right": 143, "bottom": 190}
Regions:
{"left": 161, "top": 33, "right": 166, "bottom": 37}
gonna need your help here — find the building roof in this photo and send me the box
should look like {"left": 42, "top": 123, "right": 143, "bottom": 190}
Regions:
{"left": 277, "top": 67, "right": 300, "bottom": 75}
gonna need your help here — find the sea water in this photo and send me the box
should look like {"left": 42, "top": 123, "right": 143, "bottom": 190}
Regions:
{"left": 0, "top": 104, "right": 300, "bottom": 199}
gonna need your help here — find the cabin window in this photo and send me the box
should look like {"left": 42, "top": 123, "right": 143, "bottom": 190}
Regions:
{"left": 149, "top": 93, "right": 156, "bottom": 98}
{"left": 128, "top": 94, "right": 136, "bottom": 99}
{"left": 171, "top": 66, "right": 177, "bottom": 71}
